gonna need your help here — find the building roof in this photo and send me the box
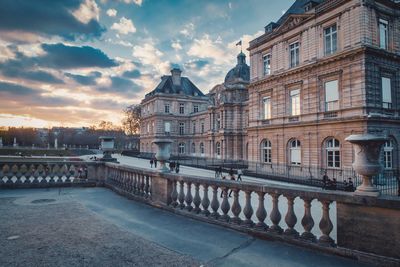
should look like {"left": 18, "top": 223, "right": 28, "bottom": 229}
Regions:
{"left": 276, "top": 0, "right": 323, "bottom": 26}
{"left": 145, "top": 73, "right": 204, "bottom": 98}
{"left": 224, "top": 52, "right": 250, "bottom": 85}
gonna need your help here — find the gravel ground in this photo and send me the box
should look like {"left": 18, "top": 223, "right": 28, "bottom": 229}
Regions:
{"left": 0, "top": 197, "right": 200, "bottom": 267}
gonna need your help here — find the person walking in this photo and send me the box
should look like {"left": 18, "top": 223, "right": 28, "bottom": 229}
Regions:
{"left": 220, "top": 175, "right": 226, "bottom": 197}
{"left": 150, "top": 159, "right": 153, "bottom": 168}
{"left": 228, "top": 173, "right": 235, "bottom": 197}
{"left": 237, "top": 168, "right": 243, "bottom": 182}
{"left": 154, "top": 158, "right": 157, "bottom": 168}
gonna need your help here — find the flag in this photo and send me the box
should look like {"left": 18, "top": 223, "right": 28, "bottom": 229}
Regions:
{"left": 236, "top": 40, "right": 242, "bottom": 46}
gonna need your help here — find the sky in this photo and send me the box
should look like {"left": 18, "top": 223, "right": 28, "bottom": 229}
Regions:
{"left": 0, "top": 0, "right": 293, "bottom": 128}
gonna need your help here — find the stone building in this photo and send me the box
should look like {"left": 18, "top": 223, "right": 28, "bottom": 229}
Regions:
{"left": 140, "top": 0, "right": 400, "bottom": 176}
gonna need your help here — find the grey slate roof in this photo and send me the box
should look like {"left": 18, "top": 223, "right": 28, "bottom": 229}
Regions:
{"left": 224, "top": 52, "right": 250, "bottom": 85}
{"left": 276, "top": 0, "right": 324, "bottom": 26}
{"left": 145, "top": 75, "right": 205, "bottom": 98}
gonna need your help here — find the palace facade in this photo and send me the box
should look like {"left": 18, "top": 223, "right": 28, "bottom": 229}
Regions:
{"left": 140, "top": 0, "right": 400, "bottom": 175}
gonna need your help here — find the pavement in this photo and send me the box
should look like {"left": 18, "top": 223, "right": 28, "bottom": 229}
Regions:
{"left": 0, "top": 187, "right": 370, "bottom": 267}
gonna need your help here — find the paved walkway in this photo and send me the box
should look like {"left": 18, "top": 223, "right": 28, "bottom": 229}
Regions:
{"left": 0, "top": 187, "right": 369, "bottom": 267}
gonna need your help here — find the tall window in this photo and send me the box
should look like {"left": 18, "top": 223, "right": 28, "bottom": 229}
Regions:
{"left": 263, "top": 54, "right": 271, "bottom": 75}
{"left": 192, "top": 121, "right": 196, "bottom": 134}
{"left": 326, "top": 138, "right": 340, "bottom": 168}
{"left": 191, "top": 143, "right": 196, "bottom": 154}
{"left": 179, "top": 103, "right": 185, "bottom": 114}
{"left": 164, "top": 104, "right": 170, "bottom": 113}
{"left": 324, "top": 25, "right": 337, "bottom": 55}
{"left": 193, "top": 104, "right": 199, "bottom": 113}
{"left": 178, "top": 143, "right": 185, "bottom": 154}
{"left": 200, "top": 142, "right": 205, "bottom": 155}
{"left": 289, "top": 139, "right": 301, "bottom": 165}
{"left": 216, "top": 114, "right": 221, "bottom": 129}
{"left": 290, "top": 89, "right": 301, "bottom": 116}
{"left": 383, "top": 140, "right": 393, "bottom": 169}
{"left": 289, "top": 42, "right": 300, "bottom": 68}
{"left": 216, "top": 142, "right": 221, "bottom": 157}
{"left": 179, "top": 122, "right": 184, "bottom": 135}
{"left": 379, "top": 19, "right": 388, "bottom": 50}
{"left": 261, "top": 139, "right": 272, "bottom": 163}
{"left": 263, "top": 97, "right": 271, "bottom": 119}
{"left": 325, "top": 80, "right": 339, "bottom": 111}
{"left": 382, "top": 77, "right": 392, "bottom": 109}
{"left": 146, "top": 123, "right": 149, "bottom": 134}
{"left": 201, "top": 121, "right": 205, "bottom": 133}
{"left": 164, "top": 122, "right": 170, "bottom": 134}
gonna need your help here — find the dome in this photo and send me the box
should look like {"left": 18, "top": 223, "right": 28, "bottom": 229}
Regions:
{"left": 224, "top": 52, "right": 250, "bottom": 85}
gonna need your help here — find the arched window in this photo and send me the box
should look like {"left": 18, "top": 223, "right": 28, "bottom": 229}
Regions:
{"left": 326, "top": 138, "right": 340, "bottom": 168}
{"left": 383, "top": 140, "right": 393, "bottom": 169}
{"left": 216, "top": 142, "right": 221, "bottom": 157}
{"left": 289, "top": 139, "right": 301, "bottom": 165}
{"left": 200, "top": 143, "right": 205, "bottom": 156}
{"left": 191, "top": 142, "right": 196, "bottom": 155}
{"left": 178, "top": 143, "right": 185, "bottom": 154}
{"left": 261, "top": 139, "right": 272, "bottom": 163}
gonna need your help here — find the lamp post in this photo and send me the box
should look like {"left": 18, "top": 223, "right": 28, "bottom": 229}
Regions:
{"left": 345, "top": 134, "right": 387, "bottom": 197}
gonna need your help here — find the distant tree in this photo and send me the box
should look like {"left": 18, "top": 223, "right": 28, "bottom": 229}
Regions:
{"left": 122, "top": 104, "right": 141, "bottom": 135}
{"left": 96, "top": 121, "right": 120, "bottom": 131}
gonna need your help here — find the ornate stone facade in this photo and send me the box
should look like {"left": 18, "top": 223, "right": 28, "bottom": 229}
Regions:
{"left": 140, "top": 0, "right": 400, "bottom": 173}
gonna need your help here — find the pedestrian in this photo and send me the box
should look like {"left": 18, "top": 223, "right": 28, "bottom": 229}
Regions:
{"left": 237, "top": 168, "right": 243, "bottom": 181}
{"left": 175, "top": 165, "right": 180, "bottom": 174}
{"left": 150, "top": 159, "right": 153, "bottom": 168}
{"left": 229, "top": 168, "right": 234, "bottom": 178}
{"left": 228, "top": 174, "right": 235, "bottom": 197}
{"left": 332, "top": 178, "right": 337, "bottom": 190}
{"left": 220, "top": 176, "right": 226, "bottom": 197}
{"left": 154, "top": 158, "right": 157, "bottom": 168}
{"left": 322, "top": 171, "right": 329, "bottom": 189}
{"left": 347, "top": 177, "right": 354, "bottom": 192}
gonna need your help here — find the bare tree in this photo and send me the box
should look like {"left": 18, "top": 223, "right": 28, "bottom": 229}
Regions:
{"left": 122, "top": 104, "right": 141, "bottom": 135}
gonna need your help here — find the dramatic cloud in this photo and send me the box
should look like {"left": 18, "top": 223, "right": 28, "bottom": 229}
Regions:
{"left": 0, "top": 0, "right": 105, "bottom": 40}
{"left": 171, "top": 40, "right": 182, "bottom": 51}
{"left": 106, "top": 8, "right": 117, "bottom": 17}
{"left": 119, "top": 0, "right": 143, "bottom": 6}
{"left": 184, "top": 59, "right": 209, "bottom": 70}
{"left": 187, "top": 34, "right": 230, "bottom": 65}
{"left": 66, "top": 71, "right": 102, "bottom": 85}
{"left": 122, "top": 70, "right": 141, "bottom": 79}
{"left": 1, "top": 68, "right": 64, "bottom": 84}
{"left": 111, "top": 17, "right": 136, "bottom": 35}
{"left": 132, "top": 41, "right": 170, "bottom": 75}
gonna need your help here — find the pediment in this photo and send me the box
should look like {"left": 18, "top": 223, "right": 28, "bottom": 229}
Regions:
{"left": 275, "top": 14, "right": 313, "bottom": 34}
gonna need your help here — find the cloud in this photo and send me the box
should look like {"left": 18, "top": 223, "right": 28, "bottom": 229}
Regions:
{"left": 132, "top": 41, "right": 170, "bottom": 75}
{"left": 106, "top": 8, "right": 117, "bottom": 17}
{"left": 122, "top": 69, "right": 141, "bottom": 79}
{"left": 180, "top": 23, "right": 195, "bottom": 38}
{"left": 1, "top": 68, "right": 64, "bottom": 84}
{"left": 119, "top": 0, "right": 143, "bottom": 6}
{"left": 96, "top": 76, "right": 143, "bottom": 95}
{"left": 72, "top": 0, "right": 100, "bottom": 24}
{"left": 0, "top": 0, "right": 105, "bottom": 41}
{"left": 171, "top": 40, "right": 182, "bottom": 51}
{"left": 111, "top": 17, "right": 136, "bottom": 35}
{"left": 187, "top": 34, "right": 230, "bottom": 65}
{"left": 184, "top": 59, "right": 209, "bottom": 70}
{"left": 65, "top": 71, "right": 101, "bottom": 85}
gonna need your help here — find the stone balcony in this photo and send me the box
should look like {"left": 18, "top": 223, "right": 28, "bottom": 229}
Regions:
{"left": 1, "top": 157, "right": 399, "bottom": 266}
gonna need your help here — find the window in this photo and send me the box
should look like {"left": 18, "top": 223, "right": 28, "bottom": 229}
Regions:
{"left": 216, "top": 142, "right": 221, "bottom": 157}
{"left": 290, "top": 89, "right": 301, "bottom": 116}
{"left": 191, "top": 143, "right": 196, "bottom": 154}
{"left": 216, "top": 114, "right": 221, "bottom": 129}
{"left": 325, "top": 80, "right": 339, "bottom": 111}
{"left": 164, "top": 122, "right": 170, "bottom": 134}
{"left": 382, "top": 77, "right": 392, "bottom": 109}
{"left": 178, "top": 143, "right": 185, "bottom": 154}
{"left": 146, "top": 123, "right": 149, "bottom": 134}
{"left": 201, "top": 121, "right": 205, "bottom": 133}
{"left": 261, "top": 139, "right": 272, "bottom": 163}
{"left": 164, "top": 104, "right": 170, "bottom": 113}
{"left": 289, "top": 139, "right": 301, "bottom": 165}
{"left": 200, "top": 143, "right": 205, "bottom": 155}
{"left": 192, "top": 121, "right": 196, "bottom": 134}
{"left": 289, "top": 42, "right": 300, "bottom": 68}
{"left": 326, "top": 138, "right": 340, "bottom": 168}
{"left": 179, "top": 103, "right": 185, "bottom": 114}
{"left": 379, "top": 19, "right": 388, "bottom": 50}
{"left": 193, "top": 104, "right": 199, "bottom": 113}
{"left": 383, "top": 140, "right": 393, "bottom": 169}
{"left": 263, "top": 97, "right": 271, "bottom": 120}
{"left": 263, "top": 54, "right": 271, "bottom": 75}
{"left": 179, "top": 122, "right": 184, "bottom": 135}
{"left": 324, "top": 25, "right": 337, "bottom": 55}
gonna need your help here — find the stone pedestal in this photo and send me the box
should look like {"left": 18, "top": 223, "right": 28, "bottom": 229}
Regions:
{"left": 153, "top": 139, "right": 172, "bottom": 173}
{"left": 345, "top": 134, "right": 386, "bottom": 197}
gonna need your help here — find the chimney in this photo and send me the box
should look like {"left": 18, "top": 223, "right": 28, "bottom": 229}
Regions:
{"left": 171, "top": 68, "right": 182, "bottom": 86}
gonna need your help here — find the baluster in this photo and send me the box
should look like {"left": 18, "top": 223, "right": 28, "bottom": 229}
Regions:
{"left": 193, "top": 183, "right": 201, "bottom": 213}
{"left": 210, "top": 185, "right": 220, "bottom": 219}
{"left": 144, "top": 175, "right": 150, "bottom": 198}
{"left": 300, "top": 198, "right": 316, "bottom": 242}
{"left": 255, "top": 191, "right": 268, "bottom": 230}
{"left": 220, "top": 187, "right": 230, "bottom": 221}
{"left": 231, "top": 189, "right": 242, "bottom": 224}
{"left": 185, "top": 182, "right": 193, "bottom": 211}
{"left": 269, "top": 193, "right": 283, "bottom": 234}
{"left": 178, "top": 181, "right": 185, "bottom": 209}
{"left": 201, "top": 184, "right": 210, "bottom": 216}
{"left": 133, "top": 173, "right": 138, "bottom": 194}
{"left": 318, "top": 200, "right": 334, "bottom": 246}
{"left": 284, "top": 196, "right": 298, "bottom": 237}
{"left": 243, "top": 191, "right": 254, "bottom": 227}
{"left": 170, "top": 180, "right": 178, "bottom": 207}
{"left": 129, "top": 173, "right": 134, "bottom": 192}
{"left": 140, "top": 175, "right": 145, "bottom": 196}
